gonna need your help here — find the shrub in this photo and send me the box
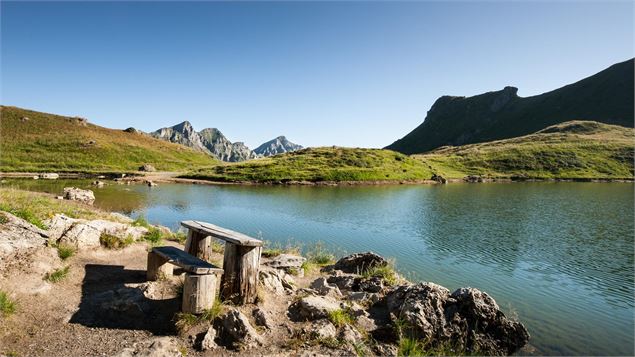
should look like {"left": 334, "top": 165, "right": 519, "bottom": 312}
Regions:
{"left": 0, "top": 291, "right": 16, "bottom": 317}
{"left": 44, "top": 266, "right": 70, "bottom": 283}
{"left": 100, "top": 233, "right": 134, "bottom": 249}
{"left": 144, "top": 227, "right": 163, "bottom": 245}
{"left": 327, "top": 308, "right": 354, "bottom": 327}
{"left": 361, "top": 260, "right": 398, "bottom": 286}
{"left": 56, "top": 244, "right": 76, "bottom": 260}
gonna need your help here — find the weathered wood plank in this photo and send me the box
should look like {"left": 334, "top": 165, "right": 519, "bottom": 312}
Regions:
{"left": 220, "top": 242, "right": 262, "bottom": 304}
{"left": 181, "top": 220, "right": 263, "bottom": 247}
{"left": 147, "top": 251, "right": 173, "bottom": 281}
{"left": 152, "top": 246, "right": 223, "bottom": 274}
{"left": 182, "top": 273, "right": 217, "bottom": 314}
{"left": 185, "top": 229, "right": 213, "bottom": 262}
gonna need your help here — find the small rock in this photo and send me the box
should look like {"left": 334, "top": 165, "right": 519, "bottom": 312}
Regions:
{"left": 55, "top": 196, "right": 63, "bottom": 200}
{"left": 264, "top": 254, "right": 306, "bottom": 275}
{"left": 216, "top": 308, "right": 263, "bottom": 348}
{"left": 146, "top": 181, "right": 157, "bottom": 187}
{"left": 252, "top": 308, "right": 272, "bottom": 329}
{"left": 91, "top": 180, "right": 105, "bottom": 187}
{"left": 357, "top": 276, "right": 385, "bottom": 293}
{"left": 40, "top": 173, "right": 59, "bottom": 179}
{"left": 259, "top": 268, "right": 295, "bottom": 295}
{"left": 331, "top": 252, "right": 387, "bottom": 274}
{"left": 63, "top": 187, "right": 95, "bottom": 205}
{"left": 33, "top": 176, "right": 39, "bottom": 180}
{"left": 288, "top": 295, "right": 341, "bottom": 321}
{"left": 327, "top": 272, "right": 357, "bottom": 291}
{"left": 431, "top": 173, "right": 447, "bottom": 184}
{"left": 201, "top": 326, "right": 218, "bottom": 351}
{"left": 309, "top": 277, "right": 342, "bottom": 297}
{"left": 339, "top": 324, "right": 364, "bottom": 344}
{"left": 20, "top": 116, "right": 29, "bottom": 122}
{"left": 306, "top": 320, "right": 337, "bottom": 339}
{"left": 139, "top": 164, "right": 156, "bottom": 172}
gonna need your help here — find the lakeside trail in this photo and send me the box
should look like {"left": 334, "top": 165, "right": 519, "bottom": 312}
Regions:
{"left": 0, "top": 188, "right": 531, "bottom": 356}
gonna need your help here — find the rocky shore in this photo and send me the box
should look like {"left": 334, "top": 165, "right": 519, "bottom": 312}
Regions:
{"left": 0, "top": 198, "right": 530, "bottom": 356}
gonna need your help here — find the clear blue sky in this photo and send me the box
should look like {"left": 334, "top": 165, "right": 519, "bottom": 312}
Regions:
{"left": 1, "top": 1, "right": 633, "bottom": 149}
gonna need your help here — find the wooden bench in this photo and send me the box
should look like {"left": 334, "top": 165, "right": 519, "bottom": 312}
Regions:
{"left": 147, "top": 246, "right": 223, "bottom": 314}
{"left": 180, "top": 220, "right": 263, "bottom": 304}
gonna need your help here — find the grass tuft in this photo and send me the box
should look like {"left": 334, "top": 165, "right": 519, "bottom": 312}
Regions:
{"left": 327, "top": 308, "right": 354, "bottom": 327}
{"left": 44, "top": 266, "right": 70, "bottom": 283}
{"left": 398, "top": 337, "right": 426, "bottom": 356}
{"left": 361, "top": 260, "right": 399, "bottom": 286}
{"left": 100, "top": 233, "right": 134, "bottom": 249}
{"left": 306, "top": 241, "right": 336, "bottom": 266}
{"left": 0, "top": 291, "right": 17, "bottom": 317}
{"left": 56, "top": 244, "right": 76, "bottom": 260}
{"left": 0, "top": 204, "right": 46, "bottom": 229}
{"left": 144, "top": 227, "right": 163, "bottom": 245}
{"left": 199, "top": 298, "right": 224, "bottom": 321}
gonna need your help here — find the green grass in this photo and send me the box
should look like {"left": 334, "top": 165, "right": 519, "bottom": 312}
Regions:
{"left": 0, "top": 291, "right": 17, "bottom": 317}
{"left": 132, "top": 215, "right": 150, "bottom": 228}
{"left": 0, "top": 106, "right": 219, "bottom": 173}
{"left": 262, "top": 240, "right": 301, "bottom": 258}
{"left": 56, "top": 244, "right": 76, "bottom": 260}
{"left": 416, "top": 121, "right": 635, "bottom": 180}
{"left": 100, "top": 232, "right": 135, "bottom": 249}
{"left": 361, "top": 260, "right": 399, "bottom": 286}
{"left": 0, "top": 188, "right": 115, "bottom": 225}
{"left": 199, "top": 298, "right": 224, "bottom": 321}
{"left": 327, "top": 308, "right": 355, "bottom": 327}
{"left": 305, "top": 241, "right": 336, "bottom": 266}
{"left": 398, "top": 337, "right": 426, "bottom": 356}
{"left": 182, "top": 147, "right": 435, "bottom": 183}
{"left": 144, "top": 227, "right": 164, "bottom": 245}
{"left": 0, "top": 212, "right": 8, "bottom": 224}
{"left": 44, "top": 266, "right": 70, "bottom": 283}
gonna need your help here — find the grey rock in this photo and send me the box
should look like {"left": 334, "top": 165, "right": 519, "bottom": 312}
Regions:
{"left": 63, "top": 187, "right": 95, "bottom": 205}
{"left": 139, "top": 164, "right": 156, "bottom": 172}
{"left": 91, "top": 180, "right": 105, "bottom": 187}
{"left": 327, "top": 272, "right": 357, "bottom": 291}
{"left": 216, "top": 308, "right": 263, "bottom": 347}
{"left": 40, "top": 173, "right": 59, "bottom": 179}
{"left": 385, "top": 283, "right": 529, "bottom": 355}
{"left": 259, "top": 268, "right": 295, "bottom": 295}
{"left": 358, "top": 276, "right": 385, "bottom": 293}
{"left": 339, "top": 324, "right": 364, "bottom": 344}
{"left": 264, "top": 254, "right": 306, "bottom": 270}
{"left": 305, "top": 319, "right": 337, "bottom": 340}
{"left": 201, "top": 326, "right": 218, "bottom": 351}
{"left": 332, "top": 252, "right": 387, "bottom": 274}
{"left": 0, "top": 212, "right": 48, "bottom": 270}
{"left": 288, "top": 295, "right": 341, "bottom": 321}
{"left": 309, "top": 277, "right": 342, "bottom": 297}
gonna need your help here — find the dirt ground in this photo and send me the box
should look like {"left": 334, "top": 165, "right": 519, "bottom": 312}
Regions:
{"left": 0, "top": 241, "right": 322, "bottom": 357}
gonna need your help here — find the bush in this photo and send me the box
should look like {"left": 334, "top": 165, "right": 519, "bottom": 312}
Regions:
{"left": 144, "top": 228, "right": 163, "bottom": 244}
{"left": 361, "top": 260, "right": 398, "bottom": 286}
{"left": 56, "top": 244, "right": 76, "bottom": 260}
{"left": 0, "top": 291, "right": 16, "bottom": 317}
{"left": 100, "top": 233, "right": 134, "bottom": 249}
{"left": 44, "top": 266, "right": 70, "bottom": 283}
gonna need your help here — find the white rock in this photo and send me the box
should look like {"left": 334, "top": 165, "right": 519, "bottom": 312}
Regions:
{"left": 310, "top": 277, "right": 342, "bottom": 297}
{"left": 63, "top": 187, "right": 95, "bottom": 205}
{"left": 201, "top": 326, "right": 218, "bottom": 350}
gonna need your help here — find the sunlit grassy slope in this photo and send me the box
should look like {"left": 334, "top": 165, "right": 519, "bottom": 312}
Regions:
{"left": 183, "top": 147, "right": 435, "bottom": 183}
{"left": 416, "top": 121, "right": 634, "bottom": 179}
{"left": 0, "top": 106, "right": 218, "bottom": 173}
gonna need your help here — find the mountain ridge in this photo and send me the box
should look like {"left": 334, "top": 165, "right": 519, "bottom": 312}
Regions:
{"left": 253, "top": 136, "right": 303, "bottom": 157}
{"left": 386, "top": 58, "right": 635, "bottom": 154}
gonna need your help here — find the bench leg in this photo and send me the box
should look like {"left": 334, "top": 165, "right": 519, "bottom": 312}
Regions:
{"left": 147, "top": 251, "right": 173, "bottom": 281}
{"left": 221, "top": 243, "right": 262, "bottom": 304}
{"left": 185, "top": 230, "right": 212, "bottom": 262}
{"left": 182, "top": 273, "right": 217, "bottom": 314}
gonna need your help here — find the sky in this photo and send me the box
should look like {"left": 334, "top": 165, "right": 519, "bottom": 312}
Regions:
{"left": 1, "top": 1, "right": 633, "bottom": 149}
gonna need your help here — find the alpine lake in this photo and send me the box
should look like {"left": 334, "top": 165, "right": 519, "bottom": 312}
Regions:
{"left": 3, "top": 178, "right": 634, "bottom": 356}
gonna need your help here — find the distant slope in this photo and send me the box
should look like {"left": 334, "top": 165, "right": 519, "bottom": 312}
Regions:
{"left": 253, "top": 136, "right": 303, "bottom": 157}
{"left": 387, "top": 58, "right": 634, "bottom": 154}
{"left": 0, "top": 106, "right": 219, "bottom": 173}
{"left": 416, "top": 121, "right": 634, "bottom": 179}
{"left": 182, "top": 147, "right": 434, "bottom": 183}
{"left": 151, "top": 122, "right": 257, "bottom": 162}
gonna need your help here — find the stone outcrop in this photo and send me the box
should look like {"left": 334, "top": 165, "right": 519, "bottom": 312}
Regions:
{"left": 0, "top": 212, "right": 48, "bottom": 271}
{"left": 215, "top": 308, "right": 263, "bottom": 348}
{"left": 45, "top": 214, "right": 148, "bottom": 250}
{"left": 288, "top": 295, "right": 341, "bottom": 321}
{"left": 309, "top": 277, "right": 342, "bottom": 297}
{"left": 331, "top": 252, "right": 387, "bottom": 274}
{"left": 385, "top": 282, "right": 529, "bottom": 355}
{"left": 63, "top": 187, "right": 95, "bottom": 205}
{"left": 264, "top": 254, "right": 306, "bottom": 273}
{"left": 259, "top": 268, "right": 295, "bottom": 295}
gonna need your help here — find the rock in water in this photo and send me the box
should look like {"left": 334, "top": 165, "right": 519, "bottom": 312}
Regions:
{"left": 385, "top": 282, "right": 529, "bottom": 355}
{"left": 63, "top": 187, "right": 95, "bottom": 205}
{"left": 332, "top": 252, "right": 387, "bottom": 274}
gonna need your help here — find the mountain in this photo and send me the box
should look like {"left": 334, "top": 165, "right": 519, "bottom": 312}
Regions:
{"left": 386, "top": 58, "right": 635, "bottom": 154}
{"left": 253, "top": 136, "right": 303, "bottom": 157}
{"left": 416, "top": 120, "right": 634, "bottom": 179}
{"left": 151, "top": 122, "right": 256, "bottom": 162}
{"left": 0, "top": 106, "right": 218, "bottom": 173}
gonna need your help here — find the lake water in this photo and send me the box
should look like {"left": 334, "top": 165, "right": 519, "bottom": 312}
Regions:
{"left": 3, "top": 179, "right": 634, "bottom": 355}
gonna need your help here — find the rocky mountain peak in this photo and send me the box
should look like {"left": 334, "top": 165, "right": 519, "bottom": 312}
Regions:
{"left": 254, "top": 136, "right": 303, "bottom": 157}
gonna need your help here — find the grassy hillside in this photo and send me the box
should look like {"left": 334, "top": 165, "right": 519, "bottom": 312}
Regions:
{"left": 0, "top": 106, "right": 218, "bottom": 173}
{"left": 416, "top": 121, "right": 634, "bottom": 180}
{"left": 182, "top": 147, "right": 435, "bottom": 183}
{"left": 387, "top": 58, "right": 634, "bottom": 154}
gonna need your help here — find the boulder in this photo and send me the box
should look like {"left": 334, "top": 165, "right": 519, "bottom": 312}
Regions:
{"left": 357, "top": 276, "right": 385, "bottom": 293}
{"left": 259, "top": 268, "right": 295, "bottom": 295}
{"left": 63, "top": 187, "right": 95, "bottom": 205}
{"left": 431, "top": 174, "right": 447, "bottom": 184}
{"left": 201, "top": 326, "right": 218, "bottom": 351}
{"left": 139, "top": 164, "right": 156, "bottom": 172}
{"left": 47, "top": 215, "right": 148, "bottom": 250}
{"left": 305, "top": 320, "right": 337, "bottom": 339}
{"left": 326, "top": 272, "right": 357, "bottom": 291}
{"left": 309, "top": 277, "right": 342, "bottom": 297}
{"left": 331, "top": 252, "right": 387, "bottom": 274}
{"left": 385, "top": 283, "right": 529, "bottom": 355}
{"left": 216, "top": 308, "right": 263, "bottom": 348}
{"left": 115, "top": 336, "right": 180, "bottom": 357}
{"left": 288, "top": 295, "right": 341, "bottom": 321}
{"left": 0, "top": 212, "right": 48, "bottom": 270}
{"left": 264, "top": 254, "right": 306, "bottom": 275}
